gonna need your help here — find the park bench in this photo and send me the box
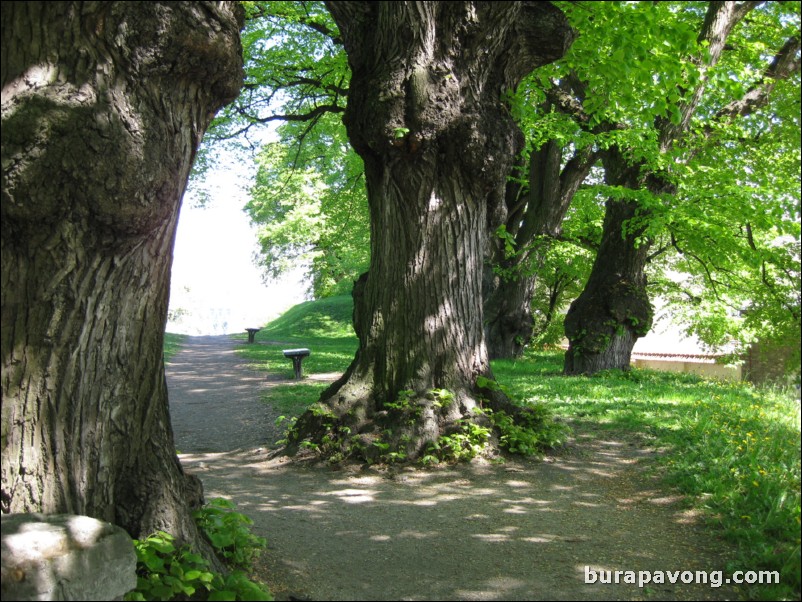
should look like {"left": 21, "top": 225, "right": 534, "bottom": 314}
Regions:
{"left": 283, "top": 348, "right": 310, "bottom": 380}
{"left": 245, "top": 328, "right": 261, "bottom": 343}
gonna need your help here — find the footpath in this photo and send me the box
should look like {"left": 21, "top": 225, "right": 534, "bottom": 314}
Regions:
{"left": 167, "top": 335, "right": 741, "bottom": 601}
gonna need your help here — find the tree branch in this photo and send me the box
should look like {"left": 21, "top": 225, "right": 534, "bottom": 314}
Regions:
{"left": 711, "top": 35, "right": 801, "bottom": 125}
{"left": 209, "top": 103, "right": 346, "bottom": 142}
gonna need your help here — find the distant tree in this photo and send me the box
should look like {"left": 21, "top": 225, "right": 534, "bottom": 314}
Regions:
{"left": 202, "top": 1, "right": 370, "bottom": 298}
{"left": 477, "top": 2, "right": 799, "bottom": 373}
{"left": 246, "top": 116, "right": 370, "bottom": 298}
{"left": 1, "top": 1, "right": 243, "bottom": 555}
{"left": 528, "top": 1, "right": 801, "bottom": 374}
{"left": 483, "top": 101, "right": 600, "bottom": 358}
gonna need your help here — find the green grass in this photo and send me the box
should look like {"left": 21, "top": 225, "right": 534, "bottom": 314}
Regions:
{"left": 494, "top": 352, "right": 801, "bottom": 601}
{"left": 235, "top": 296, "right": 356, "bottom": 421}
{"left": 235, "top": 296, "right": 357, "bottom": 378}
{"left": 267, "top": 383, "right": 332, "bottom": 418}
{"left": 163, "top": 332, "right": 186, "bottom": 362}
{"left": 241, "top": 297, "right": 801, "bottom": 599}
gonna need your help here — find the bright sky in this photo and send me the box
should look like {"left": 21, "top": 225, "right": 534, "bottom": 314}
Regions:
{"left": 167, "top": 165, "right": 306, "bottom": 336}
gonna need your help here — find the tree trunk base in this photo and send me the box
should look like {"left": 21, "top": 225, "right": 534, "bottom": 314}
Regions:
{"left": 564, "top": 329, "right": 637, "bottom": 375}
{"left": 284, "top": 376, "right": 562, "bottom": 465}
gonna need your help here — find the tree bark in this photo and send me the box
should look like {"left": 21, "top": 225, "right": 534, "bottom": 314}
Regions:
{"left": 563, "top": 148, "right": 654, "bottom": 374}
{"left": 1, "top": 0, "right": 242, "bottom": 549}
{"left": 484, "top": 136, "right": 598, "bottom": 359}
{"left": 288, "top": 1, "right": 572, "bottom": 461}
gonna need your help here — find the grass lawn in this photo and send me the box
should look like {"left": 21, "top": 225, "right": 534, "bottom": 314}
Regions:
{"left": 493, "top": 352, "right": 801, "bottom": 601}
{"left": 236, "top": 296, "right": 801, "bottom": 600}
{"left": 163, "top": 332, "right": 186, "bottom": 362}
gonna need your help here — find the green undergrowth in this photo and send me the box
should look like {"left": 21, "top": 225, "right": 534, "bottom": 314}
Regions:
{"left": 125, "top": 498, "right": 271, "bottom": 601}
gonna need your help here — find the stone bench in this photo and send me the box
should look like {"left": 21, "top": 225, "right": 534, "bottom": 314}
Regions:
{"left": 1, "top": 513, "right": 137, "bottom": 601}
{"left": 283, "top": 348, "right": 310, "bottom": 380}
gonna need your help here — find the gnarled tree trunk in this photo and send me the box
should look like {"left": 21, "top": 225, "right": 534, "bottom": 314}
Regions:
{"left": 484, "top": 136, "right": 598, "bottom": 359}
{"left": 288, "top": 1, "right": 573, "bottom": 461}
{"left": 562, "top": 1, "right": 759, "bottom": 375}
{"left": 563, "top": 150, "right": 654, "bottom": 374}
{"left": 1, "top": 1, "right": 242, "bottom": 547}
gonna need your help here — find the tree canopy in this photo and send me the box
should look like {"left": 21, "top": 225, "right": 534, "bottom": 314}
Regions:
{"left": 550, "top": 1, "right": 800, "bottom": 368}
{"left": 478, "top": 1, "right": 801, "bottom": 366}
{"left": 203, "top": 1, "right": 799, "bottom": 371}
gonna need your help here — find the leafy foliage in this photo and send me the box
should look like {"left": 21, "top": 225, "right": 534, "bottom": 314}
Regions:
{"left": 507, "top": 1, "right": 801, "bottom": 368}
{"left": 204, "top": 1, "right": 346, "bottom": 153}
{"left": 426, "top": 419, "right": 492, "bottom": 463}
{"left": 245, "top": 118, "right": 369, "bottom": 298}
{"left": 126, "top": 500, "right": 270, "bottom": 601}
{"left": 197, "top": 1, "right": 368, "bottom": 298}
{"left": 193, "top": 499, "right": 267, "bottom": 570}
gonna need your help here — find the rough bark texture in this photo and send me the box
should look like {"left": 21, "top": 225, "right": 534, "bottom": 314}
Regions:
{"left": 563, "top": 149, "right": 654, "bottom": 375}
{"left": 484, "top": 137, "right": 598, "bottom": 359}
{"left": 1, "top": 1, "right": 243, "bottom": 547}
{"left": 289, "top": 1, "right": 572, "bottom": 461}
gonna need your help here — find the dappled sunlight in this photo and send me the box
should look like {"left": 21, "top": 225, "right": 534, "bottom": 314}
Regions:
{"left": 175, "top": 428, "right": 743, "bottom": 600}
{"left": 167, "top": 336, "right": 285, "bottom": 453}
{"left": 453, "top": 576, "right": 530, "bottom": 601}
{"left": 572, "top": 501, "right": 604, "bottom": 508}
{"left": 318, "top": 488, "right": 379, "bottom": 504}
{"left": 171, "top": 336, "right": 761, "bottom": 600}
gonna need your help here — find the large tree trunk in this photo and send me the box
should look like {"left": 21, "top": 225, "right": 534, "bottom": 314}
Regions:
{"left": 288, "top": 1, "right": 572, "bottom": 462}
{"left": 1, "top": 1, "right": 243, "bottom": 548}
{"left": 484, "top": 137, "right": 598, "bottom": 359}
{"left": 563, "top": 147, "right": 656, "bottom": 375}
{"left": 484, "top": 270, "right": 538, "bottom": 360}
{"left": 563, "top": 207, "right": 652, "bottom": 375}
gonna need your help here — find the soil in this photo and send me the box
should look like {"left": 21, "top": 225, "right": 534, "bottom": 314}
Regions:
{"left": 167, "top": 335, "right": 743, "bottom": 601}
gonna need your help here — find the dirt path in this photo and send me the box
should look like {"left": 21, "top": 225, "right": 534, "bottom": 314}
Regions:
{"left": 168, "top": 335, "right": 742, "bottom": 601}
{"left": 166, "top": 336, "right": 290, "bottom": 453}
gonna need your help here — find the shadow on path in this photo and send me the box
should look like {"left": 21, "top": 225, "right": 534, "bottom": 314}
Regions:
{"left": 181, "top": 432, "right": 741, "bottom": 602}
{"left": 167, "top": 335, "right": 284, "bottom": 453}
{"left": 169, "top": 335, "right": 742, "bottom": 601}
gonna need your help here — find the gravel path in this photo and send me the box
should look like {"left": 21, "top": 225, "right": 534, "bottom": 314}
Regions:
{"left": 167, "top": 335, "right": 743, "bottom": 601}
{"left": 166, "top": 335, "right": 287, "bottom": 453}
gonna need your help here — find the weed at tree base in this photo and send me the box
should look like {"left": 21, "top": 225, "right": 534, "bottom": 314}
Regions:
{"left": 125, "top": 498, "right": 271, "bottom": 601}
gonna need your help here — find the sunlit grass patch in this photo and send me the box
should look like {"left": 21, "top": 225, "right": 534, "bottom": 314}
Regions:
{"left": 235, "top": 296, "right": 355, "bottom": 424}
{"left": 236, "top": 295, "right": 357, "bottom": 377}
{"left": 163, "top": 332, "right": 186, "bottom": 362}
{"left": 263, "top": 383, "right": 330, "bottom": 418}
{"left": 666, "top": 387, "right": 801, "bottom": 600}
{"left": 494, "top": 350, "right": 801, "bottom": 600}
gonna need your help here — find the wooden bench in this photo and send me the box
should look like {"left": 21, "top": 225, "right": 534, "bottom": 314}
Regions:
{"left": 283, "top": 348, "right": 310, "bottom": 380}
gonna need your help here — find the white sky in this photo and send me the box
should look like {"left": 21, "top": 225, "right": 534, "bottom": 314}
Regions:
{"left": 167, "top": 164, "right": 306, "bottom": 336}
